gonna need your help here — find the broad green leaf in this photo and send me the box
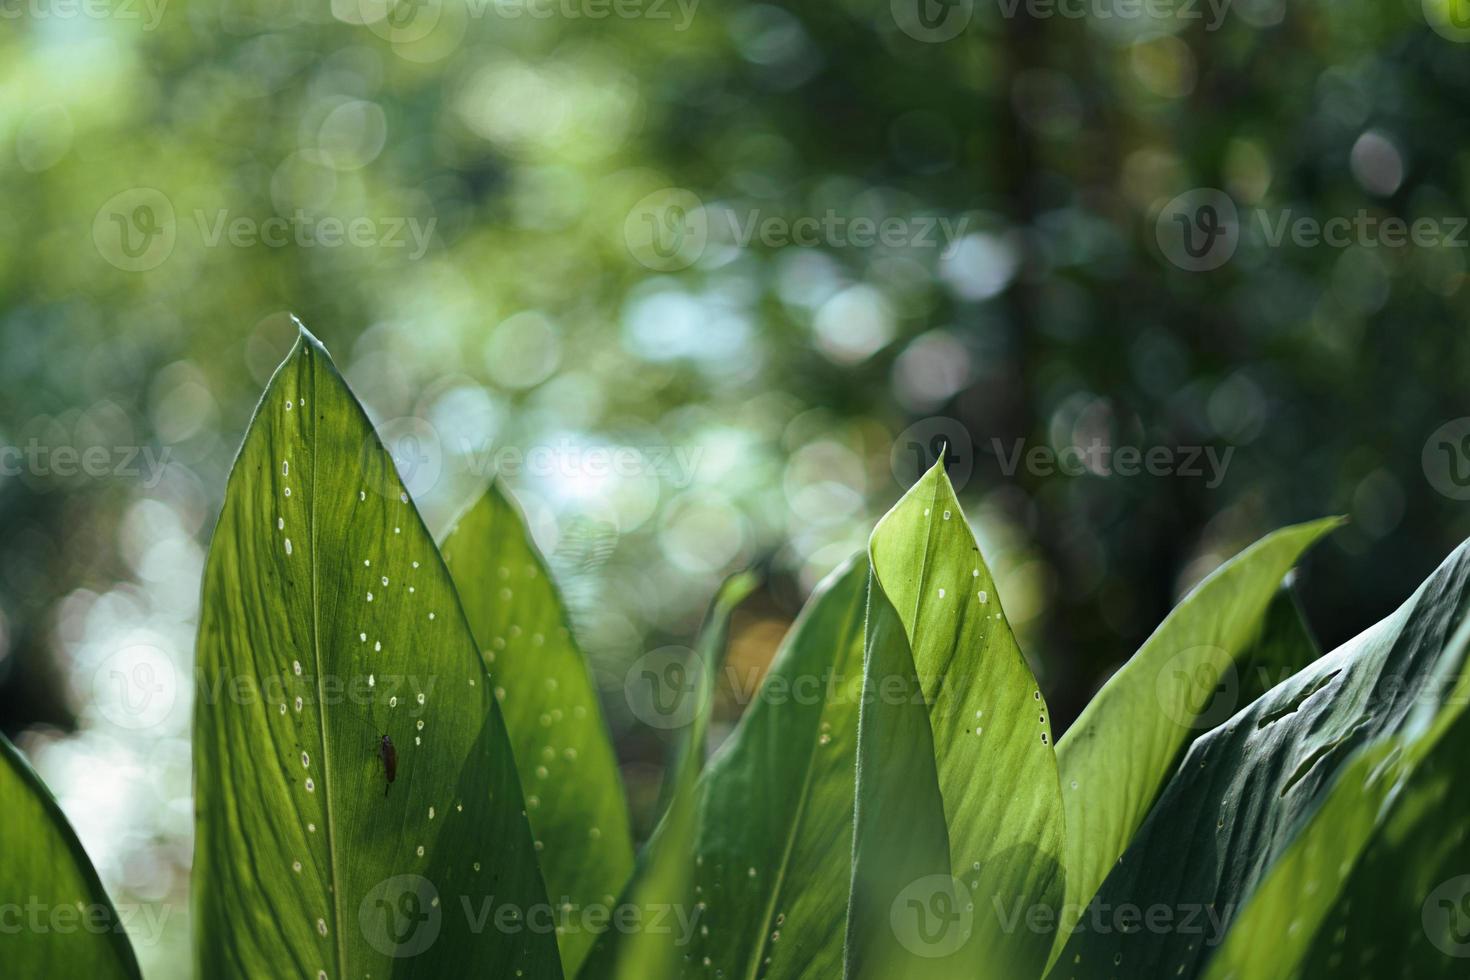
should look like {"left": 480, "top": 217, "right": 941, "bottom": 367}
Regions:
{"left": 580, "top": 571, "right": 757, "bottom": 980}
{"left": 1052, "top": 518, "right": 1339, "bottom": 955}
{"left": 1051, "top": 540, "right": 1470, "bottom": 979}
{"left": 847, "top": 462, "right": 1065, "bottom": 980}
{"left": 193, "top": 325, "right": 563, "bottom": 980}
{"left": 643, "top": 553, "right": 869, "bottom": 979}
{"left": 0, "top": 734, "right": 142, "bottom": 979}
{"left": 1201, "top": 567, "right": 1470, "bottom": 980}
{"left": 439, "top": 483, "right": 635, "bottom": 976}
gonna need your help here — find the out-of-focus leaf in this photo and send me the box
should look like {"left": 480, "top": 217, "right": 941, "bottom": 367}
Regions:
{"left": 580, "top": 571, "right": 757, "bottom": 980}
{"left": 846, "top": 461, "right": 1065, "bottom": 980}
{"left": 193, "top": 324, "right": 563, "bottom": 979}
{"left": 1052, "top": 518, "right": 1339, "bottom": 957}
{"left": 440, "top": 483, "right": 635, "bottom": 976}
{"left": 1052, "top": 541, "right": 1470, "bottom": 979}
{"left": 0, "top": 733, "right": 142, "bottom": 979}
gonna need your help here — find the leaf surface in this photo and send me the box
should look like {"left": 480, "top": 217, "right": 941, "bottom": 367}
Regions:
{"left": 1052, "top": 519, "right": 1339, "bottom": 955}
{"left": 0, "top": 734, "right": 143, "bottom": 980}
{"left": 193, "top": 326, "right": 563, "bottom": 979}
{"left": 847, "top": 462, "right": 1065, "bottom": 980}
{"left": 440, "top": 483, "right": 635, "bottom": 975}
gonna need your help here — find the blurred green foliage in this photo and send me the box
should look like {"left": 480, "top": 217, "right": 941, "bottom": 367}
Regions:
{"left": 5, "top": 0, "right": 1470, "bottom": 975}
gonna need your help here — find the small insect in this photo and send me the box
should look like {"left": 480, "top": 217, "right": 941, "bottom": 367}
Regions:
{"left": 379, "top": 734, "right": 397, "bottom": 796}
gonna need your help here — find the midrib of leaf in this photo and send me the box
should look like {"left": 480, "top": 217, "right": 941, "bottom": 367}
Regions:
{"left": 302, "top": 357, "right": 347, "bottom": 978}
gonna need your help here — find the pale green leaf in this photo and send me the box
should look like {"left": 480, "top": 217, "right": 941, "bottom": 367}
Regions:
{"left": 440, "top": 483, "right": 635, "bottom": 976}
{"left": 0, "top": 733, "right": 142, "bottom": 979}
{"left": 847, "top": 461, "right": 1066, "bottom": 980}
{"left": 1052, "top": 518, "right": 1339, "bottom": 955}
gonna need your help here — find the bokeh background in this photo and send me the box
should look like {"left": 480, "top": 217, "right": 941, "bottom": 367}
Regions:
{"left": 6, "top": 0, "right": 1470, "bottom": 974}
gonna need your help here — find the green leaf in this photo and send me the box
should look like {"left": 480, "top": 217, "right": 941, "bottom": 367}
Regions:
{"left": 0, "top": 734, "right": 143, "bottom": 979}
{"left": 1200, "top": 552, "right": 1470, "bottom": 980}
{"left": 1052, "top": 540, "right": 1470, "bottom": 979}
{"left": 193, "top": 324, "right": 563, "bottom": 980}
{"left": 659, "top": 553, "right": 869, "bottom": 979}
{"left": 846, "top": 462, "right": 1065, "bottom": 980}
{"left": 439, "top": 482, "right": 635, "bottom": 976}
{"left": 1051, "top": 518, "right": 1339, "bottom": 956}
{"left": 580, "top": 571, "right": 758, "bottom": 980}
